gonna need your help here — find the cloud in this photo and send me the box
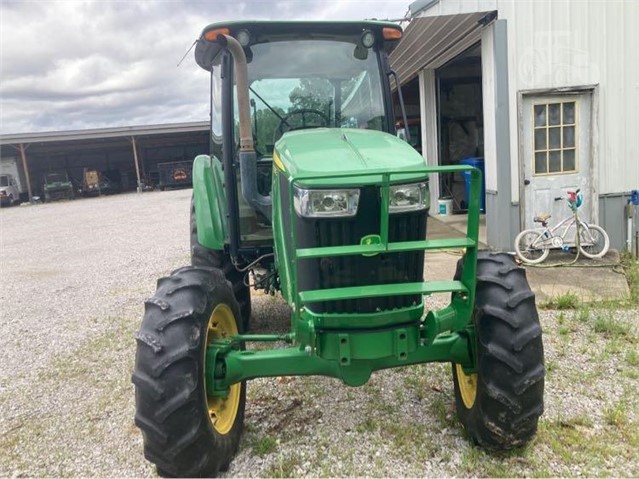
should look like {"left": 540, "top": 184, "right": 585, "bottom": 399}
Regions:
{"left": 0, "top": 0, "right": 408, "bottom": 134}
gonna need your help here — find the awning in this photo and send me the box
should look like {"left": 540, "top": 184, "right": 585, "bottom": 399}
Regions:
{"left": 390, "top": 11, "right": 495, "bottom": 85}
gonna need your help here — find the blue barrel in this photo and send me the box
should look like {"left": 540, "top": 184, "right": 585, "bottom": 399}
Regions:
{"left": 460, "top": 157, "right": 485, "bottom": 213}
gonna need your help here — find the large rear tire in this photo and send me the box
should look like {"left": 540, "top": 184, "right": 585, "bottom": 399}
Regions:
{"left": 452, "top": 251, "right": 545, "bottom": 449}
{"left": 132, "top": 266, "right": 246, "bottom": 477}
{"left": 190, "top": 198, "right": 252, "bottom": 331}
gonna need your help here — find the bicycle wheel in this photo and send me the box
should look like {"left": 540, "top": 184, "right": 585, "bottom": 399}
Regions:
{"left": 515, "top": 229, "right": 550, "bottom": 264}
{"left": 578, "top": 224, "right": 610, "bottom": 259}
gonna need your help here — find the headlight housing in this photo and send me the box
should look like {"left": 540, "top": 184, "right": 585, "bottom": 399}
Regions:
{"left": 389, "top": 182, "right": 429, "bottom": 213}
{"left": 294, "top": 187, "right": 360, "bottom": 218}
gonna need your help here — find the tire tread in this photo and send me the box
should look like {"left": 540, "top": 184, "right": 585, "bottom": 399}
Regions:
{"left": 453, "top": 251, "right": 545, "bottom": 450}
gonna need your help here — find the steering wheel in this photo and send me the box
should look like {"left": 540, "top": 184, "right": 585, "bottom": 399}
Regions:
{"left": 274, "top": 108, "right": 330, "bottom": 143}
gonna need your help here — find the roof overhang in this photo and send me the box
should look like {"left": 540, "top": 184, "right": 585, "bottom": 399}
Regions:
{"left": 0, "top": 121, "right": 209, "bottom": 146}
{"left": 390, "top": 11, "right": 496, "bottom": 86}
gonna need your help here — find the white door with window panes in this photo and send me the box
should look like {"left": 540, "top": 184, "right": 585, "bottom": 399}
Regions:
{"left": 521, "top": 93, "right": 593, "bottom": 231}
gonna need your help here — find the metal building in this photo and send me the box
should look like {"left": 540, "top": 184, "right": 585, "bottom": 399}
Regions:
{"left": 391, "top": 0, "right": 639, "bottom": 251}
{"left": 0, "top": 122, "right": 209, "bottom": 200}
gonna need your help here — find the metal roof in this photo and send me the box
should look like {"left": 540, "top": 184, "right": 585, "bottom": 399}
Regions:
{"left": 0, "top": 121, "right": 209, "bottom": 146}
{"left": 390, "top": 11, "right": 491, "bottom": 86}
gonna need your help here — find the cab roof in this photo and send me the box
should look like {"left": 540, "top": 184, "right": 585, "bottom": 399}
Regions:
{"left": 194, "top": 20, "right": 403, "bottom": 71}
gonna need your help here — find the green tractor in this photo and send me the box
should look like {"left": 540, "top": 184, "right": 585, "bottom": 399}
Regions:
{"left": 132, "top": 21, "right": 544, "bottom": 477}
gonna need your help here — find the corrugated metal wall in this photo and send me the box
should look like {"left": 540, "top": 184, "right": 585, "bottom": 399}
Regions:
{"left": 417, "top": 0, "right": 639, "bottom": 197}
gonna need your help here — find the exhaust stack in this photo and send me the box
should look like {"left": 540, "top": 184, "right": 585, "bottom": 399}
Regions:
{"left": 217, "top": 34, "right": 272, "bottom": 220}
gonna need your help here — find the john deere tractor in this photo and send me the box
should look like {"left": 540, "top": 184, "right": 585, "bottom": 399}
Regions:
{"left": 132, "top": 21, "right": 544, "bottom": 477}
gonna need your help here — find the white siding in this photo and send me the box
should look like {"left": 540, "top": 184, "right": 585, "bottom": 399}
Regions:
{"left": 418, "top": 0, "right": 639, "bottom": 196}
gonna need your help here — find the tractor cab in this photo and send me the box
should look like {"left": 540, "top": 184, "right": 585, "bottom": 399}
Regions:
{"left": 192, "top": 21, "right": 405, "bottom": 254}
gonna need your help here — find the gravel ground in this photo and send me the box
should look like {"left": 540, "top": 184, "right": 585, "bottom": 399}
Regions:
{"left": 0, "top": 190, "right": 637, "bottom": 477}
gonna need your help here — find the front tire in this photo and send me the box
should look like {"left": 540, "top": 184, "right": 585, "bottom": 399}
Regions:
{"left": 578, "top": 224, "right": 610, "bottom": 259}
{"left": 132, "top": 266, "right": 246, "bottom": 477}
{"left": 453, "top": 251, "right": 545, "bottom": 449}
{"left": 514, "top": 229, "right": 549, "bottom": 264}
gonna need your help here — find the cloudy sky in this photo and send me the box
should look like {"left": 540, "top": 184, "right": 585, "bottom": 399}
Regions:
{"left": 0, "top": 0, "right": 409, "bottom": 134}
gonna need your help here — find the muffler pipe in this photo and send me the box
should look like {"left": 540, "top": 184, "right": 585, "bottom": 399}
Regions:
{"left": 217, "top": 34, "right": 272, "bottom": 220}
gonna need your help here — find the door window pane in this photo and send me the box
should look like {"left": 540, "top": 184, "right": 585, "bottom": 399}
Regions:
{"left": 563, "top": 126, "right": 575, "bottom": 148}
{"left": 563, "top": 102, "right": 575, "bottom": 124}
{"left": 549, "top": 127, "right": 561, "bottom": 149}
{"left": 548, "top": 103, "right": 561, "bottom": 125}
{"left": 535, "top": 152, "right": 547, "bottom": 174}
{"left": 549, "top": 151, "right": 561, "bottom": 172}
{"left": 563, "top": 149, "right": 576, "bottom": 171}
{"left": 534, "top": 105, "right": 546, "bottom": 127}
{"left": 534, "top": 129, "right": 546, "bottom": 150}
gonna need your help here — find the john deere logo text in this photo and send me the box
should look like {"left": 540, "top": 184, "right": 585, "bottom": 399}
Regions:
{"left": 360, "top": 234, "right": 381, "bottom": 257}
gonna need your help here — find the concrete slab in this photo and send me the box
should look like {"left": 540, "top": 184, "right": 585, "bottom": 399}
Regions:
{"left": 425, "top": 215, "right": 630, "bottom": 303}
{"left": 431, "top": 212, "right": 487, "bottom": 247}
{"left": 520, "top": 249, "right": 630, "bottom": 303}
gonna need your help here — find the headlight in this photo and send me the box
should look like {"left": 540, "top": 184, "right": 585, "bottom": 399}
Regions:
{"left": 293, "top": 187, "right": 359, "bottom": 218}
{"left": 389, "top": 182, "right": 429, "bottom": 213}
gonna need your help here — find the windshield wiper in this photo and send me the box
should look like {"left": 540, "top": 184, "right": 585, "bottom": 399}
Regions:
{"left": 248, "top": 86, "right": 290, "bottom": 128}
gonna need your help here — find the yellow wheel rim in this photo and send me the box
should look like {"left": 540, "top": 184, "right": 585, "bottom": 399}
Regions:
{"left": 206, "top": 304, "right": 241, "bottom": 435}
{"left": 455, "top": 363, "right": 478, "bottom": 409}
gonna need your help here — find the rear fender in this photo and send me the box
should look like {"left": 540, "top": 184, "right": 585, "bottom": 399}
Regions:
{"left": 192, "top": 154, "right": 227, "bottom": 250}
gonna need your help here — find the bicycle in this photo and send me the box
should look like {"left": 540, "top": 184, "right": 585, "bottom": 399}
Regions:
{"left": 514, "top": 189, "right": 610, "bottom": 265}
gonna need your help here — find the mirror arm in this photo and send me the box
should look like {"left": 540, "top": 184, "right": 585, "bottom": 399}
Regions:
{"left": 389, "top": 69, "right": 410, "bottom": 143}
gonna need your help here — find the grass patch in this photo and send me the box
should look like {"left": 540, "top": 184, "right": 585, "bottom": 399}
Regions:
{"left": 541, "top": 291, "right": 580, "bottom": 310}
{"left": 593, "top": 313, "right": 632, "bottom": 338}
{"left": 266, "top": 451, "right": 302, "bottom": 478}
{"left": 620, "top": 252, "right": 639, "bottom": 303}
{"left": 251, "top": 435, "right": 278, "bottom": 456}
{"left": 625, "top": 349, "right": 639, "bottom": 366}
{"left": 459, "top": 446, "right": 531, "bottom": 477}
{"left": 604, "top": 400, "right": 629, "bottom": 426}
{"left": 355, "top": 416, "right": 377, "bottom": 433}
{"left": 573, "top": 307, "right": 591, "bottom": 323}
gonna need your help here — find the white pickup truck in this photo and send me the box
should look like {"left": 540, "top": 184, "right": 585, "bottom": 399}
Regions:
{"left": 0, "top": 174, "right": 21, "bottom": 206}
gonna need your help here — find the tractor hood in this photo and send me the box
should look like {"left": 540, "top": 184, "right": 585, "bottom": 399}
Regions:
{"left": 274, "top": 128, "right": 427, "bottom": 186}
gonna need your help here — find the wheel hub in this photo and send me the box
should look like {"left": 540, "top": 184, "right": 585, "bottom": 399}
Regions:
{"left": 456, "top": 363, "right": 477, "bottom": 409}
{"left": 206, "top": 304, "right": 241, "bottom": 434}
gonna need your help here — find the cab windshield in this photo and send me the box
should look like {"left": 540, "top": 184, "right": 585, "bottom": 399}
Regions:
{"left": 237, "top": 39, "right": 387, "bottom": 155}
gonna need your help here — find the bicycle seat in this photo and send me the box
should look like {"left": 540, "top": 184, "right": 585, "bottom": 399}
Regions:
{"left": 533, "top": 213, "right": 551, "bottom": 223}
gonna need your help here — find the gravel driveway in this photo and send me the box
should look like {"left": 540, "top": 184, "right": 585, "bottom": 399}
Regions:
{"left": 1, "top": 190, "right": 637, "bottom": 477}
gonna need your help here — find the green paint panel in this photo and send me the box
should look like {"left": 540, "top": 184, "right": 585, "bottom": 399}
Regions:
{"left": 304, "top": 304, "right": 423, "bottom": 330}
{"left": 207, "top": 330, "right": 473, "bottom": 389}
{"left": 192, "top": 154, "right": 228, "bottom": 250}
{"left": 275, "top": 129, "right": 426, "bottom": 182}
{"left": 298, "top": 281, "right": 467, "bottom": 303}
{"left": 296, "top": 238, "right": 475, "bottom": 259}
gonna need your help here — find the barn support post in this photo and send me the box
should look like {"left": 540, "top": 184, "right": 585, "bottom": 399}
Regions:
{"left": 130, "top": 136, "right": 142, "bottom": 193}
{"left": 18, "top": 143, "right": 33, "bottom": 201}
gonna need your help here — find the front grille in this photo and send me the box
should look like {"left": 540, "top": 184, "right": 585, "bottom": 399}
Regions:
{"left": 294, "top": 186, "right": 427, "bottom": 314}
